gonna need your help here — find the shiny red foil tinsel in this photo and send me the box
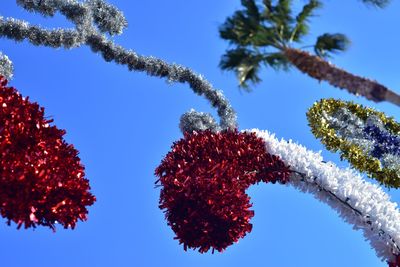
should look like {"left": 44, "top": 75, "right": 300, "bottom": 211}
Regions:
{"left": 155, "top": 130, "right": 290, "bottom": 253}
{"left": 388, "top": 255, "right": 400, "bottom": 267}
{"left": 0, "top": 76, "right": 96, "bottom": 230}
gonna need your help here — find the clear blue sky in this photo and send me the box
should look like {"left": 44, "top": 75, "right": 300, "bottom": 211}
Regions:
{"left": 1, "top": 1, "right": 400, "bottom": 266}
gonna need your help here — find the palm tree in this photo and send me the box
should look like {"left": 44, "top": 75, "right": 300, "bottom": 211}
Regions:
{"left": 362, "top": 0, "right": 391, "bottom": 7}
{"left": 219, "top": 0, "right": 400, "bottom": 106}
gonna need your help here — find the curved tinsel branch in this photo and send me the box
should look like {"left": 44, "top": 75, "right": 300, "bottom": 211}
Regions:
{"left": 0, "top": 0, "right": 237, "bottom": 131}
{"left": 156, "top": 129, "right": 400, "bottom": 265}
{"left": 252, "top": 129, "right": 400, "bottom": 263}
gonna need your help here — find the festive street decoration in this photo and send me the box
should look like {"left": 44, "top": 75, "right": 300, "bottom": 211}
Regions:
{"left": 0, "top": 0, "right": 237, "bottom": 132}
{"left": 0, "top": 76, "right": 95, "bottom": 229}
{"left": 156, "top": 128, "right": 400, "bottom": 264}
{"left": 389, "top": 255, "right": 400, "bottom": 267}
{"left": 307, "top": 98, "right": 400, "bottom": 188}
{"left": 155, "top": 130, "right": 290, "bottom": 253}
{"left": 254, "top": 129, "right": 400, "bottom": 265}
{"left": 0, "top": 52, "right": 12, "bottom": 80}
{"left": 2, "top": 1, "right": 400, "bottom": 266}
{"left": 0, "top": 0, "right": 237, "bottom": 231}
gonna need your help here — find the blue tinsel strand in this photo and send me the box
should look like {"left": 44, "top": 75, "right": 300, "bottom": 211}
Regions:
{"left": 363, "top": 125, "right": 400, "bottom": 158}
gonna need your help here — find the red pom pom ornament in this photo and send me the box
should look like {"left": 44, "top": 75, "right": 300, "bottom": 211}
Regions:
{"left": 155, "top": 130, "right": 290, "bottom": 253}
{"left": 0, "top": 76, "right": 95, "bottom": 230}
{"left": 389, "top": 255, "right": 400, "bottom": 267}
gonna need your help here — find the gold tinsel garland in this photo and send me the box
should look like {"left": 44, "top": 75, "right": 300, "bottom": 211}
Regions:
{"left": 307, "top": 98, "right": 400, "bottom": 188}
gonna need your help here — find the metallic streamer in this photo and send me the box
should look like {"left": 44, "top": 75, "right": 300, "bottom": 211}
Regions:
{"left": 179, "top": 109, "right": 220, "bottom": 133}
{"left": 0, "top": 52, "right": 13, "bottom": 80}
{"left": 0, "top": 0, "right": 237, "bottom": 131}
{"left": 307, "top": 98, "right": 400, "bottom": 188}
{"left": 327, "top": 107, "right": 375, "bottom": 153}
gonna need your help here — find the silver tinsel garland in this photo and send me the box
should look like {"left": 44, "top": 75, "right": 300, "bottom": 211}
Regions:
{"left": 327, "top": 107, "right": 375, "bottom": 152}
{"left": 0, "top": 52, "right": 13, "bottom": 80}
{"left": 326, "top": 107, "right": 400, "bottom": 171}
{"left": 0, "top": 0, "right": 237, "bottom": 132}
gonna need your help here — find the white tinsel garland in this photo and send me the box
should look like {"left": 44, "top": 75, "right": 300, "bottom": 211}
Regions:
{"left": 250, "top": 129, "right": 400, "bottom": 262}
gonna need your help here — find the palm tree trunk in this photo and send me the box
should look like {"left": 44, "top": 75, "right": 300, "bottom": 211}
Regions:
{"left": 283, "top": 48, "right": 400, "bottom": 106}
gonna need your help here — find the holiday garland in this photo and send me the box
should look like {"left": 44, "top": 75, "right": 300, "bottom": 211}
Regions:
{"left": 307, "top": 98, "right": 400, "bottom": 188}
{"left": 0, "top": 52, "right": 13, "bottom": 80}
{"left": 254, "top": 129, "right": 400, "bottom": 263}
{"left": 156, "top": 129, "right": 400, "bottom": 264}
{"left": 0, "top": 0, "right": 238, "bottom": 228}
{"left": 0, "top": 0, "right": 237, "bottom": 131}
{"left": 0, "top": 75, "right": 95, "bottom": 229}
{"left": 1, "top": 1, "right": 400, "bottom": 266}
{"left": 156, "top": 130, "right": 290, "bottom": 253}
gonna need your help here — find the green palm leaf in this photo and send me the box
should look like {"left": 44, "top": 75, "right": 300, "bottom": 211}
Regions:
{"left": 241, "top": 0, "right": 260, "bottom": 22}
{"left": 220, "top": 11, "right": 259, "bottom": 46}
{"left": 314, "top": 33, "right": 350, "bottom": 58}
{"left": 263, "top": 52, "right": 289, "bottom": 70}
{"left": 220, "top": 48, "right": 263, "bottom": 89}
{"left": 291, "top": 0, "right": 322, "bottom": 42}
{"left": 361, "top": 0, "right": 391, "bottom": 7}
{"left": 273, "top": 0, "right": 294, "bottom": 40}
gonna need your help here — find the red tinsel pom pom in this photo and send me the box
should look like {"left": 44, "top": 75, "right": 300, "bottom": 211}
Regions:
{"left": 388, "top": 255, "right": 400, "bottom": 267}
{"left": 0, "top": 76, "right": 96, "bottom": 230}
{"left": 155, "top": 130, "right": 290, "bottom": 253}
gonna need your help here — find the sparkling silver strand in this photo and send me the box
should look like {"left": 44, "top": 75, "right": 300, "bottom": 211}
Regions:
{"left": 179, "top": 109, "right": 220, "bottom": 133}
{"left": 329, "top": 108, "right": 366, "bottom": 140}
{"left": 381, "top": 154, "right": 400, "bottom": 173}
{"left": 324, "top": 107, "right": 375, "bottom": 152}
{"left": 0, "top": 52, "right": 13, "bottom": 80}
{"left": 327, "top": 107, "right": 400, "bottom": 172}
{"left": 0, "top": 0, "right": 238, "bottom": 131}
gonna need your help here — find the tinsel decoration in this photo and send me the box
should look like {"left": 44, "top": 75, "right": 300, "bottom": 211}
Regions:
{"left": 0, "top": 0, "right": 237, "bottom": 131}
{"left": 155, "top": 130, "right": 290, "bottom": 253}
{"left": 389, "top": 255, "right": 400, "bottom": 267}
{"left": 0, "top": 52, "right": 13, "bottom": 80}
{"left": 156, "top": 128, "right": 400, "bottom": 264}
{"left": 155, "top": 129, "right": 400, "bottom": 264}
{"left": 307, "top": 98, "right": 400, "bottom": 188}
{"left": 2, "top": 1, "right": 400, "bottom": 266}
{"left": 253, "top": 129, "right": 400, "bottom": 264}
{"left": 0, "top": 76, "right": 95, "bottom": 229}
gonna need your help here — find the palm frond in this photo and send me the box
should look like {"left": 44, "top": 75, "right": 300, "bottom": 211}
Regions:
{"left": 220, "top": 2, "right": 282, "bottom": 48}
{"left": 241, "top": 0, "right": 260, "bottom": 22}
{"left": 314, "top": 33, "right": 350, "bottom": 58}
{"left": 262, "top": 0, "right": 273, "bottom": 18}
{"left": 291, "top": 0, "right": 322, "bottom": 41}
{"left": 250, "top": 26, "right": 279, "bottom": 47}
{"left": 263, "top": 52, "right": 289, "bottom": 70}
{"left": 275, "top": 0, "right": 292, "bottom": 20}
{"left": 220, "top": 48, "right": 263, "bottom": 89}
{"left": 361, "top": 0, "right": 391, "bottom": 8}
{"left": 219, "top": 11, "right": 259, "bottom": 46}
{"left": 272, "top": 0, "right": 294, "bottom": 40}
{"left": 262, "top": 0, "right": 272, "bottom": 8}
